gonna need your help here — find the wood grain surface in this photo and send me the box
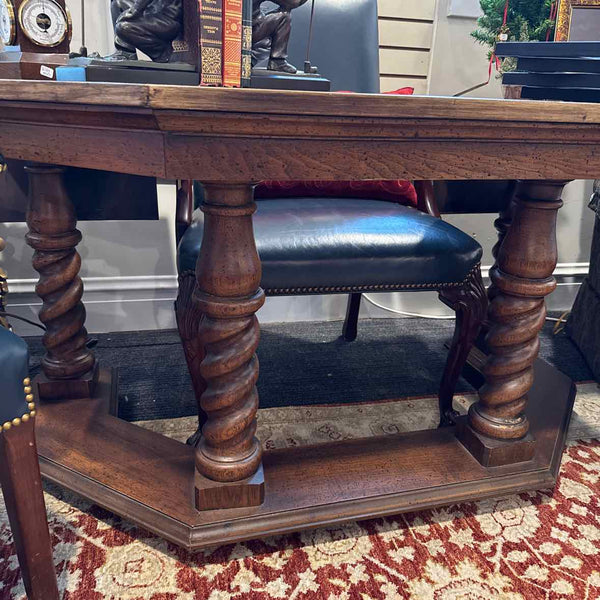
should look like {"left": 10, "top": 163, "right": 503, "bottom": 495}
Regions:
{"left": 2, "top": 81, "right": 600, "bottom": 181}
{"left": 35, "top": 361, "right": 574, "bottom": 550}
{"left": 2, "top": 80, "right": 600, "bottom": 122}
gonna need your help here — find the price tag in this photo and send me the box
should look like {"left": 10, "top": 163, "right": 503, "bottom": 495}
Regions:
{"left": 40, "top": 65, "right": 54, "bottom": 79}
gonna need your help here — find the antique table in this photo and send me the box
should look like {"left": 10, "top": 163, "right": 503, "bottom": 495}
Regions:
{"left": 0, "top": 81, "right": 588, "bottom": 549}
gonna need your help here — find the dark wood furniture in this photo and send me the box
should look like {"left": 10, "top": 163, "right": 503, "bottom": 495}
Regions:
{"left": 568, "top": 200, "right": 600, "bottom": 381}
{"left": 175, "top": 181, "right": 487, "bottom": 454}
{"left": 0, "top": 80, "right": 585, "bottom": 550}
{"left": 176, "top": 0, "right": 440, "bottom": 352}
{"left": 0, "top": 327, "right": 59, "bottom": 600}
{"left": 176, "top": 0, "right": 486, "bottom": 451}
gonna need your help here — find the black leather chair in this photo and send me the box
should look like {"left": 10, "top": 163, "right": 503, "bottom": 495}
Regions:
{"left": 0, "top": 327, "right": 59, "bottom": 600}
{"left": 175, "top": 0, "right": 488, "bottom": 437}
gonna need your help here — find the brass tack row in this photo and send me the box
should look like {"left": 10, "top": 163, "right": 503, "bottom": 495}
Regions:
{"left": 181, "top": 264, "right": 481, "bottom": 297}
{"left": 1, "top": 377, "right": 37, "bottom": 433}
{"left": 265, "top": 264, "right": 482, "bottom": 296}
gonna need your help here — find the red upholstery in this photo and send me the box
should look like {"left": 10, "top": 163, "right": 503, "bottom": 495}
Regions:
{"left": 382, "top": 87, "right": 415, "bottom": 95}
{"left": 255, "top": 87, "right": 418, "bottom": 208}
{"left": 255, "top": 179, "right": 418, "bottom": 207}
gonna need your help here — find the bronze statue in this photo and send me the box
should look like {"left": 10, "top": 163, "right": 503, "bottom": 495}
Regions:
{"left": 253, "top": 0, "right": 309, "bottom": 73}
{"left": 108, "top": 0, "right": 183, "bottom": 62}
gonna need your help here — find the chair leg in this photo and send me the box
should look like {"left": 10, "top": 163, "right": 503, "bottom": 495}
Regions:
{"left": 342, "top": 293, "right": 362, "bottom": 342}
{"left": 175, "top": 272, "right": 207, "bottom": 446}
{"left": 0, "top": 419, "right": 59, "bottom": 600}
{"left": 438, "top": 266, "right": 488, "bottom": 427}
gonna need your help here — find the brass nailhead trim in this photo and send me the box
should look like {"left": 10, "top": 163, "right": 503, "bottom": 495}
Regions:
{"left": 181, "top": 264, "right": 482, "bottom": 296}
{"left": 1, "top": 377, "right": 37, "bottom": 433}
{"left": 264, "top": 264, "right": 481, "bottom": 296}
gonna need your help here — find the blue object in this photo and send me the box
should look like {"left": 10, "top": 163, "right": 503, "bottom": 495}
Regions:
{"left": 178, "top": 198, "right": 483, "bottom": 292}
{"left": 0, "top": 327, "right": 30, "bottom": 427}
{"left": 56, "top": 66, "right": 87, "bottom": 82}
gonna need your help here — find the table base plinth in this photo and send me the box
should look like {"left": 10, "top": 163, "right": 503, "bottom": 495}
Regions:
{"left": 35, "top": 362, "right": 99, "bottom": 400}
{"left": 35, "top": 363, "right": 574, "bottom": 551}
{"left": 195, "top": 466, "right": 265, "bottom": 511}
{"left": 457, "top": 418, "right": 536, "bottom": 467}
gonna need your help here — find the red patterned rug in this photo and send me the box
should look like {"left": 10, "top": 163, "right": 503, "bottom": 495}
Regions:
{"left": 2, "top": 384, "right": 600, "bottom": 599}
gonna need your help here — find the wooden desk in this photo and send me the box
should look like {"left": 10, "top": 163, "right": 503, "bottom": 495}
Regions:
{"left": 0, "top": 81, "right": 589, "bottom": 549}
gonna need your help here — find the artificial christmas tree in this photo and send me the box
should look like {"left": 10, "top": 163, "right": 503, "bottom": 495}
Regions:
{"left": 472, "top": 0, "right": 556, "bottom": 55}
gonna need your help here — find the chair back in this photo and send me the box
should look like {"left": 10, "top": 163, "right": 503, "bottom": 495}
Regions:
{"left": 257, "top": 0, "right": 380, "bottom": 93}
{"left": 0, "top": 327, "right": 30, "bottom": 427}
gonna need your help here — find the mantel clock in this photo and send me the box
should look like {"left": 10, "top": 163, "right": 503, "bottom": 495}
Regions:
{"left": 0, "top": 0, "right": 71, "bottom": 80}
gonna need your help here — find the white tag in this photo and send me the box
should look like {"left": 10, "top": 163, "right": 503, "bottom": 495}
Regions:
{"left": 40, "top": 65, "right": 54, "bottom": 79}
{"left": 499, "top": 33, "right": 508, "bottom": 41}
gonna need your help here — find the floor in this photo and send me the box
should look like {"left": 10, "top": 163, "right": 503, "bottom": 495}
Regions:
{"left": 25, "top": 317, "right": 595, "bottom": 423}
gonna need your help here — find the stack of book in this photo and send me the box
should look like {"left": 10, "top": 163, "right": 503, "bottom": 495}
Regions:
{"left": 199, "top": 0, "right": 254, "bottom": 88}
{"left": 496, "top": 41, "right": 600, "bottom": 103}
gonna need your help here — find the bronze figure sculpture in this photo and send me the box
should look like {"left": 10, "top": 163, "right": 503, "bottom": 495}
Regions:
{"left": 108, "top": 0, "right": 183, "bottom": 62}
{"left": 253, "top": 0, "right": 309, "bottom": 73}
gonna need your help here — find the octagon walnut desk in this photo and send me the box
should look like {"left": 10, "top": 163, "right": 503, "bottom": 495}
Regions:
{"left": 0, "top": 81, "right": 588, "bottom": 549}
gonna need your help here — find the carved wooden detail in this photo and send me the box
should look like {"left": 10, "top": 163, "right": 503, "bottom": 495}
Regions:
{"left": 192, "top": 184, "right": 265, "bottom": 493}
{"left": 468, "top": 181, "right": 567, "bottom": 442}
{"left": 25, "top": 165, "right": 96, "bottom": 398}
{"left": 175, "top": 271, "right": 207, "bottom": 446}
{"left": 438, "top": 266, "right": 488, "bottom": 427}
{"left": 488, "top": 181, "right": 518, "bottom": 303}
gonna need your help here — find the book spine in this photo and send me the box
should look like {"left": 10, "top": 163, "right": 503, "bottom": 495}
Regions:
{"left": 223, "top": 0, "right": 243, "bottom": 87}
{"left": 241, "top": 0, "right": 252, "bottom": 87}
{"left": 199, "top": 0, "right": 223, "bottom": 86}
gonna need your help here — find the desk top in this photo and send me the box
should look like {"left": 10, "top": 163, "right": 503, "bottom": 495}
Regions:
{"left": 1, "top": 80, "right": 600, "bottom": 182}
{"left": 2, "top": 79, "right": 600, "bottom": 124}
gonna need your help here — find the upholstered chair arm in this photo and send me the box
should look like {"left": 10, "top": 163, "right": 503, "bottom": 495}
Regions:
{"left": 0, "top": 327, "right": 34, "bottom": 430}
{"left": 414, "top": 181, "right": 441, "bottom": 218}
{"left": 175, "top": 180, "right": 195, "bottom": 245}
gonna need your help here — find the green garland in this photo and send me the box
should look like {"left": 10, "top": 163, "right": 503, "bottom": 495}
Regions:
{"left": 472, "top": 0, "right": 556, "bottom": 52}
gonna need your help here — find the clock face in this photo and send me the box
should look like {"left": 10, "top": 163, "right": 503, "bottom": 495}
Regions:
{"left": 18, "top": 0, "right": 69, "bottom": 48}
{"left": 0, "top": 0, "right": 16, "bottom": 46}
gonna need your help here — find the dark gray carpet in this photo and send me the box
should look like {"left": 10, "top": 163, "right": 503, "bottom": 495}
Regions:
{"left": 25, "top": 318, "right": 593, "bottom": 422}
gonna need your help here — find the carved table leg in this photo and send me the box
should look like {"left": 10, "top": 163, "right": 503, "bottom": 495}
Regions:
{"left": 175, "top": 271, "right": 207, "bottom": 447}
{"left": 192, "top": 183, "right": 265, "bottom": 511}
{"left": 488, "top": 181, "right": 518, "bottom": 303}
{"left": 25, "top": 165, "right": 97, "bottom": 400}
{"left": 458, "top": 180, "right": 568, "bottom": 467}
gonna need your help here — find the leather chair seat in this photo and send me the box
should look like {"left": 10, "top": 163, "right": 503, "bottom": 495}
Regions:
{"left": 178, "top": 198, "right": 483, "bottom": 294}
